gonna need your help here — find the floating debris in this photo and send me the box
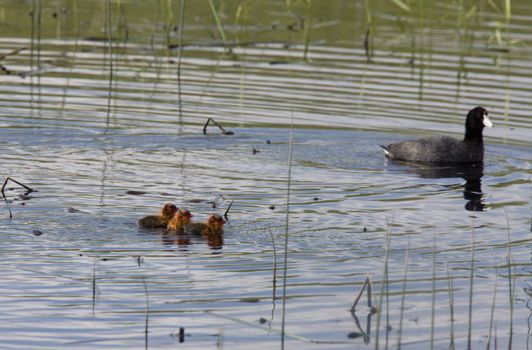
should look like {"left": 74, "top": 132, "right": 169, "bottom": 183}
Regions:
{"left": 1, "top": 177, "right": 34, "bottom": 197}
{"left": 126, "top": 190, "right": 147, "bottom": 195}
{"left": 223, "top": 201, "right": 233, "bottom": 221}
{"left": 178, "top": 327, "right": 185, "bottom": 343}
{"left": 32, "top": 230, "right": 43, "bottom": 236}
{"left": 203, "top": 117, "right": 234, "bottom": 135}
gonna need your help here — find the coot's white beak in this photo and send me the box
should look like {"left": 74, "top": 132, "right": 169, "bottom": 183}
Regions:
{"left": 483, "top": 113, "right": 493, "bottom": 128}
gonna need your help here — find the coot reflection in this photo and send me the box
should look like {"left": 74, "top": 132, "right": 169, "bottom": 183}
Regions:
{"left": 398, "top": 162, "right": 485, "bottom": 211}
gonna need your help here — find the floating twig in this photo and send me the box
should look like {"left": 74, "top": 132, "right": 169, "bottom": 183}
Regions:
{"left": 2, "top": 177, "right": 33, "bottom": 219}
{"left": 0, "top": 47, "right": 26, "bottom": 60}
{"left": 223, "top": 200, "right": 233, "bottom": 220}
{"left": 1, "top": 177, "right": 34, "bottom": 197}
{"left": 351, "top": 276, "right": 376, "bottom": 313}
{"left": 203, "top": 117, "right": 234, "bottom": 135}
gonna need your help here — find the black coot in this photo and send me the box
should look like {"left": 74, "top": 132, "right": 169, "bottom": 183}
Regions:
{"left": 381, "top": 107, "right": 493, "bottom": 163}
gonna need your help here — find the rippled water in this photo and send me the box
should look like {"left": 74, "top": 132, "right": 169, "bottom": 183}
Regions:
{"left": 0, "top": 1, "right": 531, "bottom": 349}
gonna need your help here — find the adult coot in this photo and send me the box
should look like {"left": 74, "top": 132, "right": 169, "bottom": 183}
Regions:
{"left": 381, "top": 107, "right": 493, "bottom": 163}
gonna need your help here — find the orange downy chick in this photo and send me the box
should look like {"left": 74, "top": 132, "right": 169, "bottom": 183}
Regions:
{"left": 167, "top": 209, "right": 193, "bottom": 231}
{"left": 138, "top": 203, "right": 178, "bottom": 229}
{"left": 185, "top": 214, "right": 226, "bottom": 236}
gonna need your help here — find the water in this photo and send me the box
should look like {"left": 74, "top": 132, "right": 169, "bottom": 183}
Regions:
{"left": 0, "top": 1, "right": 531, "bottom": 349}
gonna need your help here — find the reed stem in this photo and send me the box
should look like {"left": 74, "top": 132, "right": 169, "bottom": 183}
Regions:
{"left": 280, "top": 117, "right": 294, "bottom": 349}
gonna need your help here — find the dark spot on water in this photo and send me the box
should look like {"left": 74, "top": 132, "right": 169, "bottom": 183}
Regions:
{"left": 363, "top": 227, "right": 367, "bottom": 232}
{"left": 223, "top": 130, "right": 235, "bottom": 135}
{"left": 20, "top": 202, "right": 25, "bottom": 206}
{"left": 67, "top": 207, "right": 80, "bottom": 213}
{"left": 259, "top": 317, "right": 268, "bottom": 324}
{"left": 269, "top": 205, "right": 275, "bottom": 210}
{"left": 387, "top": 324, "right": 393, "bottom": 332}
{"left": 313, "top": 197, "right": 319, "bottom": 201}
{"left": 178, "top": 327, "right": 185, "bottom": 343}
{"left": 126, "top": 190, "right": 147, "bottom": 195}
{"left": 32, "top": 230, "right": 43, "bottom": 236}
{"left": 239, "top": 297, "right": 260, "bottom": 303}
{"left": 266, "top": 139, "right": 271, "bottom": 144}
{"left": 210, "top": 201, "right": 217, "bottom": 208}
{"left": 252, "top": 147, "right": 260, "bottom": 154}
{"left": 187, "top": 198, "right": 205, "bottom": 204}
{"left": 347, "top": 332, "right": 364, "bottom": 339}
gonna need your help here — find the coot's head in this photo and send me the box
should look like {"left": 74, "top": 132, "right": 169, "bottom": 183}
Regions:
{"left": 466, "top": 106, "right": 493, "bottom": 131}
{"left": 177, "top": 209, "right": 193, "bottom": 222}
{"left": 161, "top": 203, "right": 179, "bottom": 219}
{"left": 208, "top": 214, "right": 226, "bottom": 229}
{"left": 464, "top": 107, "right": 492, "bottom": 141}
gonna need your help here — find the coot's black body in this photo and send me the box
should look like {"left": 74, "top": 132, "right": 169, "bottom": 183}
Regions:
{"left": 381, "top": 107, "right": 493, "bottom": 163}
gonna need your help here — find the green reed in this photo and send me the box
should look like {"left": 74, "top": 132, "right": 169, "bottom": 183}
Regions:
{"left": 486, "top": 273, "right": 498, "bottom": 350}
{"left": 280, "top": 117, "right": 295, "bottom": 348}
{"left": 302, "top": 0, "right": 311, "bottom": 61}
{"left": 105, "top": 0, "right": 114, "bottom": 127}
{"left": 176, "top": 0, "right": 186, "bottom": 125}
{"left": 505, "top": 212, "right": 513, "bottom": 349}
{"left": 446, "top": 264, "right": 455, "bottom": 350}
{"left": 430, "top": 231, "right": 436, "bottom": 350}
{"left": 207, "top": 0, "right": 228, "bottom": 49}
{"left": 396, "top": 236, "right": 410, "bottom": 350}
{"left": 467, "top": 220, "right": 475, "bottom": 349}
{"left": 374, "top": 220, "right": 391, "bottom": 350}
{"left": 92, "top": 258, "right": 97, "bottom": 317}
{"left": 142, "top": 277, "right": 149, "bottom": 350}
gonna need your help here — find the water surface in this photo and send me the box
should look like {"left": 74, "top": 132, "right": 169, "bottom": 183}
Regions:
{"left": 0, "top": 1, "right": 531, "bottom": 349}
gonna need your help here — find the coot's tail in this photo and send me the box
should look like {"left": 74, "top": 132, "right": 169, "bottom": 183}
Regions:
{"left": 380, "top": 145, "right": 393, "bottom": 159}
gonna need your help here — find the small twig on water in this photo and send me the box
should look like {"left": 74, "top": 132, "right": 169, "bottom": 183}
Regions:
{"left": 2, "top": 177, "right": 33, "bottom": 219}
{"left": 223, "top": 200, "right": 233, "bottom": 220}
{"left": 203, "top": 117, "right": 234, "bottom": 135}
{"left": 1, "top": 177, "right": 34, "bottom": 197}
{"left": 351, "top": 276, "right": 377, "bottom": 314}
{"left": 0, "top": 47, "right": 26, "bottom": 60}
{"left": 351, "top": 277, "right": 369, "bottom": 313}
